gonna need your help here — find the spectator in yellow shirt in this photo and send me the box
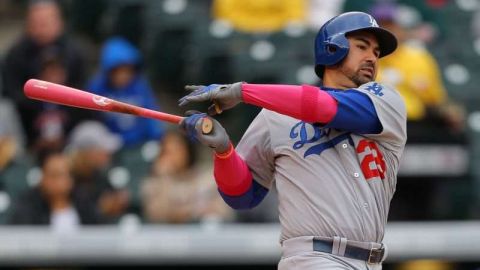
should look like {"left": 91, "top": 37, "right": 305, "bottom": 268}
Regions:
{"left": 371, "top": 3, "right": 465, "bottom": 136}
{"left": 212, "top": 0, "right": 306, "bottom": 33}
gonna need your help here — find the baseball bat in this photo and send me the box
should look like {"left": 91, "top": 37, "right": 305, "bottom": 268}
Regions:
{"left": 23, "top": 79, "right": 213, "bottom": 133}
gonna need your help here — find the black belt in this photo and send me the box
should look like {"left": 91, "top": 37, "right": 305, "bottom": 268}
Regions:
{"left": 313, "top": 238, "right": 385, "bottom": 264}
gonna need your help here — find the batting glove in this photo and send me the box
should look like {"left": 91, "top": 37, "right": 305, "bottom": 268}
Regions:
{"left": 180, "top": 110, "right": 230, "bottom": 154}
{"left": 178, "top": 82, "right": 244, "bottom": 115}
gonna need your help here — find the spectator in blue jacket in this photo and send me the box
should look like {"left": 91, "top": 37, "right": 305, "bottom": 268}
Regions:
{"left": 87, "top": 37, "right": 164, "bottom": 147}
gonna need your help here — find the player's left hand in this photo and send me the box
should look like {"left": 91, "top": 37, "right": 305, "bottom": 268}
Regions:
{"left": 178, "top": 82, "right": 243, "bottom": 115}
{"left": 179, "top": 110, "right": 231, "bottom": 154}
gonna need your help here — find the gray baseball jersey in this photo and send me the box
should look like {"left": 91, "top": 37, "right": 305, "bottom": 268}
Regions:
{"left": 236, "top": 82, "right": 406, "bottom": 243}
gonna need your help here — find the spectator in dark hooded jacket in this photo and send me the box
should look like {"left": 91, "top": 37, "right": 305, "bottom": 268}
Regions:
{"left": 87, "top": 37, "right": 164, "bottom": 147}
{"left": 2, "top": 0, "right": 88, "bottom": 148}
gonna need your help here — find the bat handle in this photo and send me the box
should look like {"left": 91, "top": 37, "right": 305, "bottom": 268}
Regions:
{"left": 213, "top": 101, "right": 222, "bottom": 114}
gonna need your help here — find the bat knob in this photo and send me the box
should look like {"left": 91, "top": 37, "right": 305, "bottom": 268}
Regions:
{"left": 201, "top": 117, "right": 213, "bottom": 134}
{"left": 214, "top": 101, "right": 222, "bottom": 114}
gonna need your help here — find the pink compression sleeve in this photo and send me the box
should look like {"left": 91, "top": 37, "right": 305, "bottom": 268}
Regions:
{"left": 242, "top": 84, "right": 338, "bottom": 123}
{"left": 213, "top": 144, "right": 253, "bottom": 196}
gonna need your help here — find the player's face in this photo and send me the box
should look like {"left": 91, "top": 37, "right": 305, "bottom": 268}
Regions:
{"left": 338, "top": 31, "right": 380, "bottom": 87}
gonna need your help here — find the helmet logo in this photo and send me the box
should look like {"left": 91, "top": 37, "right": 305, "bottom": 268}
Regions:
{"left": 369, "top": 15, "right": 379, "bottom": 27}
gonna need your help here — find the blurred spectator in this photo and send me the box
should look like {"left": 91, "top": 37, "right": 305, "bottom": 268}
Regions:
{"left": 0, "top": 124, "right": 17, "bottom": 179}
{"left": 212, "top": 0, "right": 306, "bottom": 33}
{"left": 371, "top": 2, "right": 466, "bottom": 142}
{"left": 0, "top": 98, "right": 25, "bottom": 158}
{"left": 87, "top": 37, "right": 164, "bottom": 147}
{"left": 0, "top": 116, "right": 21, "bottom": 218}
{"left": 8, "top": 149, "right": 101, "bottom": 231}
{"left": 141, "top": 131, "right": 233, "bottom": 224}
{"left": 370, "top": 3, "right": 469, "bottom": 221}
{"left": 0, "top": 98, "right": 30, "bottom": 204}
{"left": 1, "top": 0, "right": 88, "bottom": 148}
{"left": 32, "top": 48, "right": 69, "bottom": 154}
{"left": 67, "top": 121, "right": 129, "bottom": 223}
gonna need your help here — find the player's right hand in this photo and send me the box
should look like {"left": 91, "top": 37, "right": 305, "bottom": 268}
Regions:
{"left": 179, "top": 110, "right": 231, "bottom": 154}
{"left": 178, "top": 82, "right": 244, "bottom": 115}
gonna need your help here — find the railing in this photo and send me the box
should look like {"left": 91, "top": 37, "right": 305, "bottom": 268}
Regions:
{"left": 1, "top": 221, "right": 479, "bottom": 266}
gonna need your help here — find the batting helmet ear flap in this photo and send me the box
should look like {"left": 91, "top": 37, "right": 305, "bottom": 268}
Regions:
{"left": 314, "top": 34, "right": 349, "bottom": 78}
{"left": 316, "top": 34, "right": 350, "bottom": 67}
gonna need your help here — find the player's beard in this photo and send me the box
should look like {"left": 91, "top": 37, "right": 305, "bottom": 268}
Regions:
{"left": 339, "top": 62, "right": 375, "bottom": 87}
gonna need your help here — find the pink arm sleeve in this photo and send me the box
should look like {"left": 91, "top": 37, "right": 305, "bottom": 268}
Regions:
{"left": 213, "top": 144, "right": 253, "bottom": 196}
{"left": 242, "top": 84, "right": 337, "bottom": 123}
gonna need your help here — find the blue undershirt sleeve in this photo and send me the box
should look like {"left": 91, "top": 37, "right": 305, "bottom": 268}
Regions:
{"left": 218, "top": 180, "right": 269, "bottom": 210}
{"left": 324, "top": 90, "right": 382, "bottom": 134}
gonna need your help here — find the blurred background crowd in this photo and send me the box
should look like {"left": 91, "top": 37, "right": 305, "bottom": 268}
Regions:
{"left": 0, "top": 0, "right": 479, "bottom": 269}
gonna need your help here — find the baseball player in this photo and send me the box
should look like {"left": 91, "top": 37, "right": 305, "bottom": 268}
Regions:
{"left": 179, "top": 12, "right": 406, "bottom": 270}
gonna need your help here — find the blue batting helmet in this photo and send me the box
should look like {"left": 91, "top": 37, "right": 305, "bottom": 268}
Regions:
{"left": 314, "top": 12, "right": 397, "bottom": 78}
